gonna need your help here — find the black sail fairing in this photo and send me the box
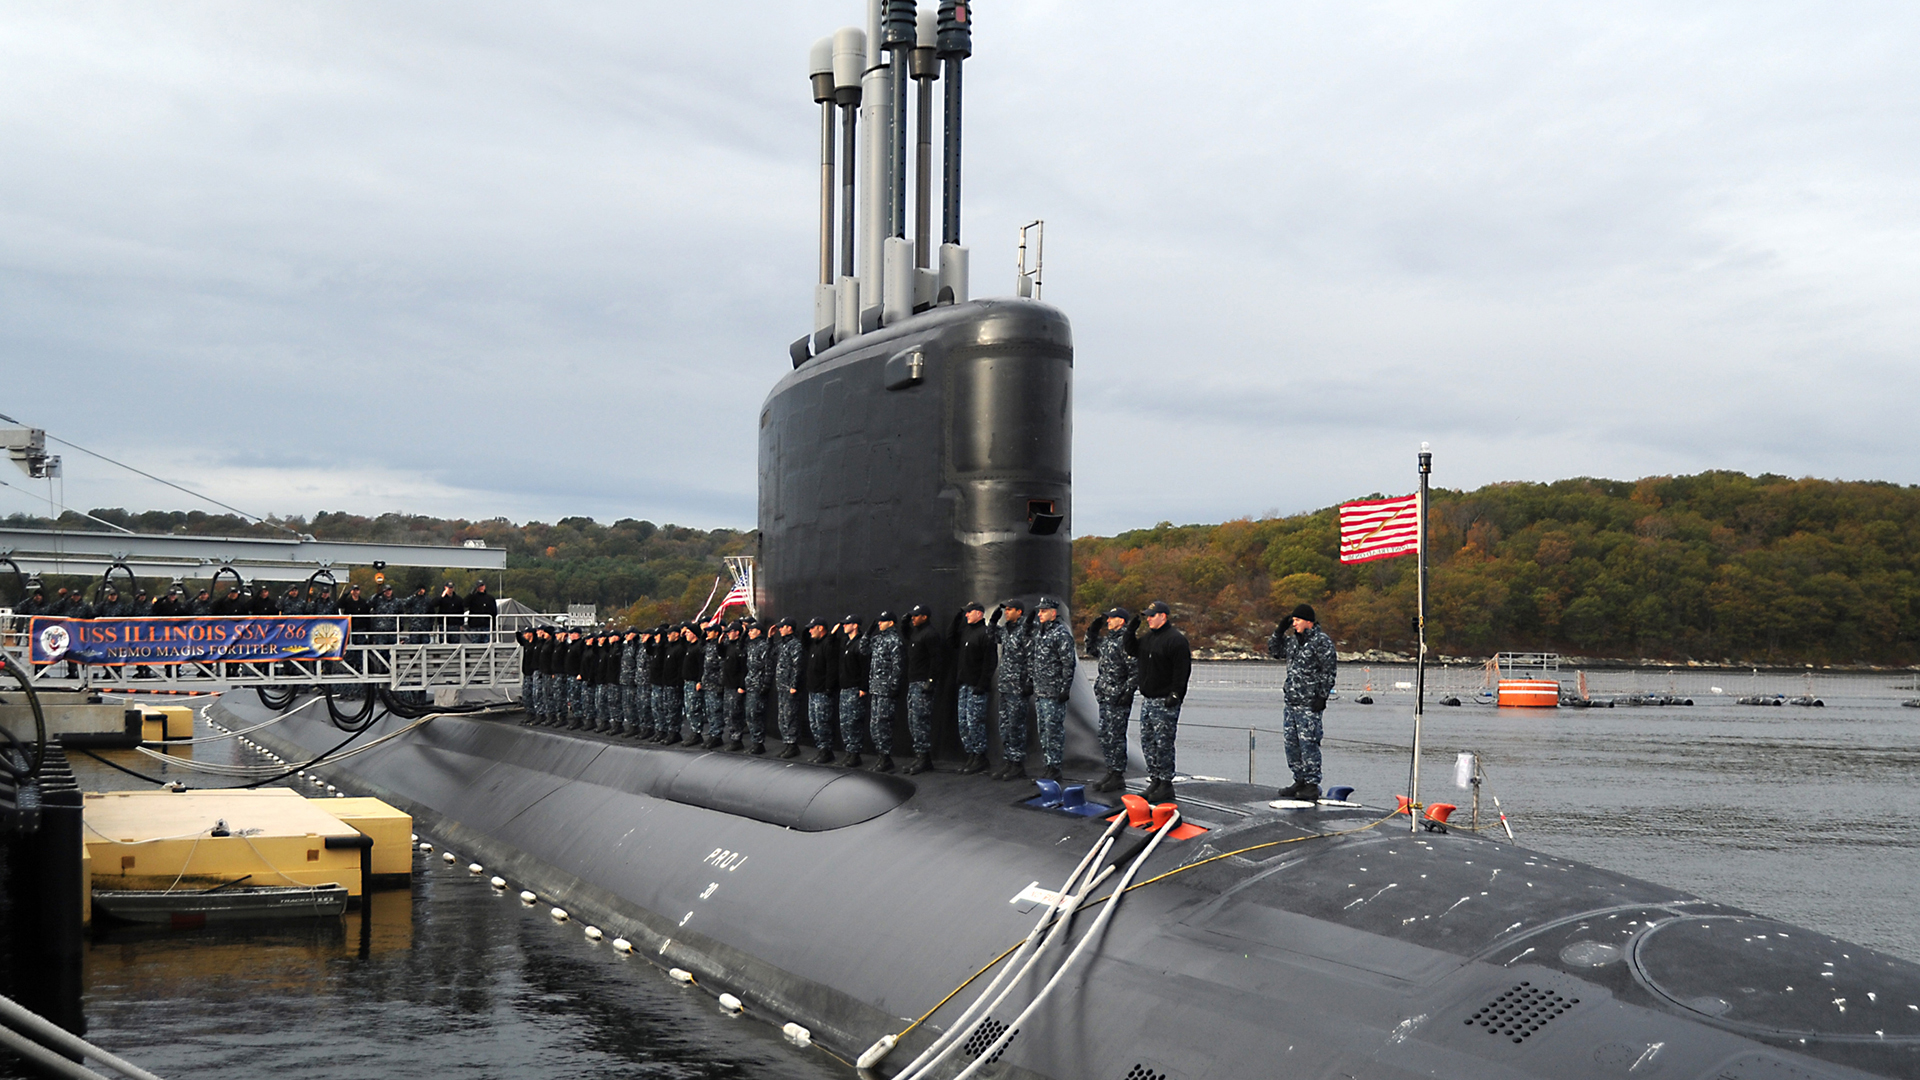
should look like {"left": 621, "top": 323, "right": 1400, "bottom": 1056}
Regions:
{"left": 759, "top": 298, "right": 1073, "bottom": 623}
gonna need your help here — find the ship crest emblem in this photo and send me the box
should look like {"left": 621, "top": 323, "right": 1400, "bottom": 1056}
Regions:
{"left": 308, "top": 621, "right": 344, "bottom": 656}
{"left": 38, "top": 624, "right": 70, "bottom": 660}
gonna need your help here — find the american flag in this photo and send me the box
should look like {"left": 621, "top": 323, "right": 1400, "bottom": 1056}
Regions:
{"left": 713, "top": 575, "right": 752, "bottom": 615}
{"left": 1339, "top": 494, "right": 1420, "bottom": 564}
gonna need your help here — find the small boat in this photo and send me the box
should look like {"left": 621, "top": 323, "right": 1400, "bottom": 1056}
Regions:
{"left": 93, "top": 883, "right": 348, "bottom": 928}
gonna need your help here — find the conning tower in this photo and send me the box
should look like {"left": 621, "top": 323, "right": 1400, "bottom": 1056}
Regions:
{"left": 759, "top": 0, "right": 1072, "bottom": 621}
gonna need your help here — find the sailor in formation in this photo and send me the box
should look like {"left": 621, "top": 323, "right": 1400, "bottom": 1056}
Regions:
{"left": 510, "top": 595, "right": 1214, "bottom": 802}
{"left": 1126, "top": 601, "right": 1193, "bottom": 806}
{"left": 1085, "top": 607, "right": 1139, "bottom": 793}
{"left": 1266, "top": 603, "right": 1338, "bottom": 803}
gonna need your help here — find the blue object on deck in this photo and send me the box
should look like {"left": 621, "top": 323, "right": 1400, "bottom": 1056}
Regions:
{"left": 1326, "top": 786, "right": 1355, "bottom": 802}
{"left": 1026, "top": 780, "right": 1112, "bottom": 817}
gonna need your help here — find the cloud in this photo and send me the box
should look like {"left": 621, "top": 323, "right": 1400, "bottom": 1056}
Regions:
{"left": 2, "top": 1, "right": 1916, "bottom": 538}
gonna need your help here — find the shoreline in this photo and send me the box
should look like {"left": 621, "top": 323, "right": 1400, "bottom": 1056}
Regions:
{"left": 1191, "top": 649, "right": 1920, "bottom": 673}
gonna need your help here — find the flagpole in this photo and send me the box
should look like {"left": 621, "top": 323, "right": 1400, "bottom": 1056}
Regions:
{"left": 1405, "top": 441, "right": 1436, "bottom": 826}
{"left": 1408, "top": 443, "right": 1431, "bottom": 833}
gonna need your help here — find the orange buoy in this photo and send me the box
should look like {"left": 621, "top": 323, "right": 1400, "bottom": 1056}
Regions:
{"left": 1497, "top": 679, "right": 1560, "bottom": 708}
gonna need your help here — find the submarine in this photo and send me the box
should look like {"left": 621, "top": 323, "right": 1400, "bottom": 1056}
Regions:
{"left": 222, "top": 3, "right": 1920, "bottom": 1078}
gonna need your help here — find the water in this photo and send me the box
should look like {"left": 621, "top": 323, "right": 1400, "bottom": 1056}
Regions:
{"left": 1178, "top": 661, "right": 1920, "bottom": 960}
{"left": 5, "top": 672, "right": 1917, "bottom": 1078}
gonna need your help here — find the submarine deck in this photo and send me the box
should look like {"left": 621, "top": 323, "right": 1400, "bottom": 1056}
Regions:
{"left": 213, "top": 694, "right": 1920, "bottom": 1080}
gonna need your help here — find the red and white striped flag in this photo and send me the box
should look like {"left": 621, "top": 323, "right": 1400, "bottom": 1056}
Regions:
{"left": 1339, "top": 494, "right": 1420, "bottom": 564}
{"left": 713, "top": 578, "right": 752, "bottom": 615}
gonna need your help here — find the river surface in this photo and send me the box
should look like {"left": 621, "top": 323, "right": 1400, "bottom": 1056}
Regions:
{"left": 4, "top": 667, "right": 1916, "bottom": 1078}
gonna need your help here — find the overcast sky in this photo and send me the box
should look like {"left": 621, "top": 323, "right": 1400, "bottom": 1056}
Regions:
{"left": 3, "top": 2, "right": 1916, "bottom": 536}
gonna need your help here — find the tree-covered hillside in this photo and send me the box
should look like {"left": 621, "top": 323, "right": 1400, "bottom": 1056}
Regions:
{"left": 1072, "top": 472, "right": 1920, "bottom": 666}
{"left": 11, "top": 470, "right": 1920, "bottom": 664}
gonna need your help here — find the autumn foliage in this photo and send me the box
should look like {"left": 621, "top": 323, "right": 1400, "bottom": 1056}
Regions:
{"left": 1072, "top": 472, "right": 1920, "bottom": 666}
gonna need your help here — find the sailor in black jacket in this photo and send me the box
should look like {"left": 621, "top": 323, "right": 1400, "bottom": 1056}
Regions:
{"left": 902, "top": 605, "right": 944, "bottom": 773}
{"left": 802, "top": 619, "right": 838, "bottom": 763}
{"left": 653, "top": 626, "right": 684, "bottom": 742}
{"left": 721, "top": 622, "right": 748, "bottom": 750}
{"left": 679, "top": 625, "right": 707, "bottom": 746}
{"left": 950, "top": 603, "right": 997, "bottom": 774}
{"left": 1124, "top": 600, "right": 1192, "bottom": 804}
{"left": 562, "top": 629, "right": 586, "bottom": 728}
{"left": 656, "top": 622, "right": 687, "bottom": 737}
{"left": 834, "top": 616, "right": 870, "bottom": 767}
{"left": 529, "top": 627, "right": 554, "bottom": 724}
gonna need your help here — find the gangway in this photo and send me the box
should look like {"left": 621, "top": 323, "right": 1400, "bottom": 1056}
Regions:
{"left": 1, "top": 614, "right": 524, "bottom": 693}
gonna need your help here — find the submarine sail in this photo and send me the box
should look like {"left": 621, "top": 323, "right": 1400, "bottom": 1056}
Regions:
{"left": 760, "top": 0, "right": 1072, "bottom": 624}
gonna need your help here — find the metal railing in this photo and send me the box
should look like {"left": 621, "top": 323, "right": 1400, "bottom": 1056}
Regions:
{"left": 0, "top": 614, "right": 523, "bottom": 691}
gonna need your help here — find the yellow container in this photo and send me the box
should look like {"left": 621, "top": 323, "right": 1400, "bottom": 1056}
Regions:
{"left": 325, "top": 797, "right": 414, "bottom": 883}
{"left": 157, "top": 706, "right": 195, "bottom": 739}
{"left": 139, "top": 711, "right": 166, "bottom": 743}
{"left": 84, "top": 788, "right": 365, "bottom": 896}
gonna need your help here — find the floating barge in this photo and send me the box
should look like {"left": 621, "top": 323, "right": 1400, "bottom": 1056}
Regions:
{"left": 81, "top": 788, "right": 412, "bottom": 925}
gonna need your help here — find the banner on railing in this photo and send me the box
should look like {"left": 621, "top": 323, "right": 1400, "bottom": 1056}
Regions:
{"left": 28, "top": 616, "right": 349, "bottom": 665}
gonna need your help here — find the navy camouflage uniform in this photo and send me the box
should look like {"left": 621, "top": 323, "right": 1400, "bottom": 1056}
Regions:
{"left": 633, "top": 632, "right": 654, "bottom": 737}
{"left": 1091, "top": 617, "right": 1139, "bottom": 774}
{"left": 617, "top": 632, "right": 637, "bottom": 735}
{"left": 743, "top": 628, "right": 771, "bottom": 748}
{"left": 866, "top": 622, "right": 904, "bottom": 756}
{"left": 1268, "top": 619, "right": 1338, "bottom": 787}
{"left": 774, "top": 629, "right": 804, "bottom": 744}
{"left": 989, "top": 608, "right": 1033, "bottom": 761}
{"left": 1027, "top": 603, "right": 1077, "bottom": 768}
{"left": 700, "top": 629, "right": 726, "bottom": 742}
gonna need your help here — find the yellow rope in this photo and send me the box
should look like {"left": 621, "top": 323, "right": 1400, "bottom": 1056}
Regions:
{"left": 895, "top": 940, "right": 1026, "bottom": 1040}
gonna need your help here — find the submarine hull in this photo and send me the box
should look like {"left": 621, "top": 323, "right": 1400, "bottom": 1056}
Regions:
{"left": 758, "top": 299, "right": 1073, "bottom": 624}
{"left": 227, "top": 695, "right": 1920, "bottom": 1080}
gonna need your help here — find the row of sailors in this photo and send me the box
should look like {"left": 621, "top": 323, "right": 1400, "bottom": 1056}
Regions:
{"left": 515, "top": 597, "right": 1193, "bottom": 804}
{"left": 13, "top": 579, "right": 499, "bottom": 636}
